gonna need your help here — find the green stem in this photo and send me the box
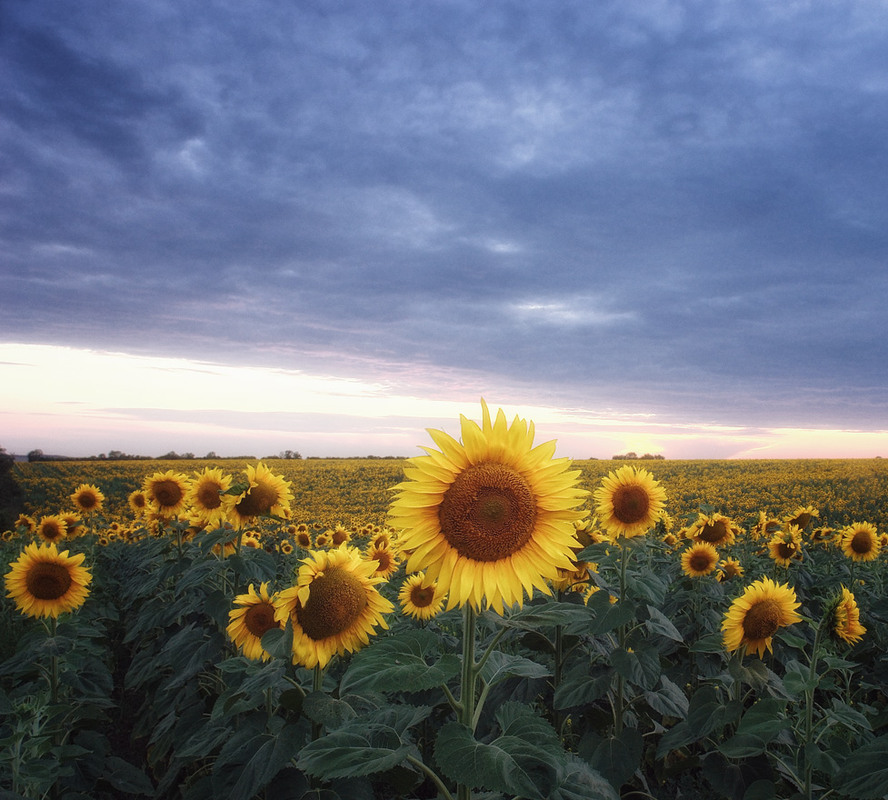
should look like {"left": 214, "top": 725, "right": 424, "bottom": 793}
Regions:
{"left": 457, "top": 604, "right": 478, "bottom": 800}
{"left": 49, "top": 616, "right": 59, "bottom": 705}
{"left": 614, "top": 540, "right": 630, "bottom": 736}
{"left": 406, "top": 755, "right": 455, "bottom": 800}
{"left": 311, "top": 664, "right": 324, "bottom": 742}
{"left": 803, "top": 612, "right": 828, "bottom": 800}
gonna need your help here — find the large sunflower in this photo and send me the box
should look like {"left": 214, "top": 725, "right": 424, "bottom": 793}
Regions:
{"left": 388, "top": 400, "right": 587, "bottom": 613}
{"left": 229, "top": 463, "right": 293, "bottom": 529}
{"left": 832, "top": 586, "right": 866, "bottom": 645}
{"left": 840, "top": 522, "right": 880, "bottom": 562}
{"left": 143, "top": 470, "right": 191, "bottom": 518}
{"left": 722, "top": 576, "right": 802, "bottom": 658}
{"left": 36, "top": 515, "right": 68, "bottom": 544}
{"left": 70, "top": 484, "right": 104, "bottom": 515}
{"left": 186, "top": 467, "right": 233, "bottom": 529}
{"left": 399, "top": 572, "right": 446, "bottom": 620}
{"left": 274, "top": 547, "right": 392, "bottom": 669}
{"left": 594, "top": 465, "right": 666, "bottom": 540}
{"left": 680, "top": 542, "right": 719, "bottom": 578}
{"left": 5, "top": 541, "right": 92, "bottom": 618}
{"left": 227, "top": 582, "right": 282, "bottom": 661}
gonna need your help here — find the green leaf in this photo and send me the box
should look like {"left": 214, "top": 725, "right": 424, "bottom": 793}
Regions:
{"left": 586, "top": 592, "right": 636, "bottom": 635}
{"left": 588, "top": 727, "right": 643, "bottom": 788}
{"left": 826, "top": 699, "right": 872, "bottom": 732}
{"left": 690, "top": 632, "right": 726, "bottom": 653}
{"left": 645, "top": 605, "right": 684, "bottom": 642}
{"left": 833, "top": 735, "right": 888, "bottom": 799}
{"left": 554, "top": 669, "right": 613, "bottom": 710}
{"left": 303, "top": 691, "right": 357, "bottom": 730}
{"left": 610, "top": 646, "right": 661, "bottom": 690}
{"left": 626, "top": 571, "right": 667, "bottom": 605}
{"left": 782, "top": 660, "right": 818, "bottom": 696}
{"left": 217, "top": 723, "right": 306, "bottom": 800}
{"left": 340, "top": 629, "right": 460, "bottom": 694}
{"left": 102, "top": 756, "right": 155, "bottom": 796}
{"left": 260, "top": 625, "right": 294, "bottom": 660}
{"left": 296, "top": 726, "right": 411, "bottom": 779}
{"left": 643, "top": 675, "right": 689, "bottom": 719}
{"left": 480, "top": 650, "right": 551, "bottom": 687}
{"left": 498, "top": 601, "right": 598, "bottom": 632}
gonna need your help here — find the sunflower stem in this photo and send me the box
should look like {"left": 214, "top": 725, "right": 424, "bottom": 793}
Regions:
{"left": 406, "top": 755, "right": 455, "bottom": 800}
{"left": 457, "top": 603, "right": 478, "bottom": 800}
{"left": 802, "top": 609, "right": 829, "bottom": 800}
{"left": 613, "top": 539, "right": 631, "bottom": 737}
{"left": 311, "top": 664, "right": 324, "bottom": 742}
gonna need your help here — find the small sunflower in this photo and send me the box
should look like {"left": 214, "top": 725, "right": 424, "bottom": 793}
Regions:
{"left": 399, "top": 572, "right": 446, "bottom": 620}
{"left": 274, "top": 547, "right": 393, "bottom": 669}
{"left": 832, "top": 586, "right": 866, "bottom": 645}
{"left": 388, "top": 400, "right": 588, "bottom": 613}
{"left": 784, "top": 505, "right": 819, "bottom": 532}
{"left": 280, "top": 540, "right": 294, "bottom": 555}
{"left": 688, "top": 513, "right": 738, "bottom": 548}
{"left": 552, "top": 561, "right": 598, "bottom": 594}
{"left": 128, "top": 490, "right": 149, "bottom": 516}
{"left": 229, "top": 463, "right": 293, "bottom": 529}
{"left": 768, "top": 527, "right": 804, "bottom": 567}
{"left": 35, "top": 515, "right": 68, "bottom": 544}
{"left": 751, "top": 512, "right": 782, "bottom": 541}
{"left": 364, "top": 544, "right": 400, "bottom": 579}
{"left": 186, "top": 467, "right": 232, "bottom": 529}
{"left": 722, "top": 576, "right": 802, "bottom": 658}
{"left": 227, "top": 582, "right": 282, "bottom": 661}
{"left": 70, "top": 484, "right": 104, "bottom": 515}
{"left": 143, "top": 470, "right": 191, "bottom": 519}
{"left": 680, "top": 542, "right": 720, "bottom": 578}
{"left": 295, "top": 528, "right": 313, "bottom": 549}
{"left": 5, "top": 541, "right": 92, "bottom": 618}
{"left": 593, "top": 465, "right": 667, "bottom": 540}
{"left": 716, "top": 557, "right": 745, "bottom": 582}
{"left": 330, "top": 524, "right": 352, "bottom": 547}
{"left": 15, "top": 514, "right": 36, "bottom": 534}
{"left": 840, "top": 522, "right": 880, "bottom": 562}
{"left": 59, "top": 513, "right": 83, "bottom": 538}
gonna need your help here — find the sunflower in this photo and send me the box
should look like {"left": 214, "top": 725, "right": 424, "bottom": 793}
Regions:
{"left": 840, "top": 522, "right": 881, "bottom": 562}
{"left": 15, "top": 514, "right": 36, "bottom": 534}
{"left": 280, "top": 540, "right": 294, "bottom": 555}
{"left": 784, "top": 505, "right": 819, "bottom": 532}
{"left": 59, "top": 513, "right": 83, "bottom": 538}
{"left": 752, "top": 512, "right": 782, "bottom": 541}
{"left": 552, "top": 561, "right": 598, "bottom": 594}
{"left": 388, "top": 400, "right": 587, "bottom": 613}
{"left": 295, "top": 528, "right": 313, "bottom": 549}
{"left": 227, "top": 582, "right": 282, "bottom": 661}
{"left": 330, "top": 524, "right": 352, "bottom": 547}
{"left": 274, "top": 547, "right": 393, "bottom": 669}
{"left": 722, "top": 577, "right": 802, "bottom": 658}
{"left": 5, "top": 541, "right": 92, "bottom": 618}
{"left": 186, "top": 467, "right": 232, "bottom": 529}
{"left": 716, "top": 557, "right": 745, "bottom": 582}
{"left": 143, "top": 470, "right": 191, "bottom": 518}
{"left": 399, "top": 572, "right": 446, "bottom": 620}
{"left": 229, "top": 463, "right": 293, "bottom": 529}
{"left": 593, "top": 465, "right": 666, "bottom": 540}
{"left": 687, "top": 513, "right": 738, "bottom": 548}
{"left": 768, "top": 527, "right": 803, "bottom": 567}
{"left": 35, "top": 515, "right": 68, "bottom": 544}
{"left": 832, "top": 586, "right": 866, "bottom": 645}
{"left": 70, "top": 484, "right": 104, "bottom": 515}
{"left": 680, "top": 542, "right": 720, "bottom": 578}
{"left": 128, "top": 490, "right": 149, "bottom": 516}
{"left": 364, "top": 544, "right": 400, "bottom": 579}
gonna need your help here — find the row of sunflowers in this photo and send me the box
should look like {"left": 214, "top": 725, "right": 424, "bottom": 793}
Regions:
{"left": 2, "top": 402, "right": 888, "bottom": 799}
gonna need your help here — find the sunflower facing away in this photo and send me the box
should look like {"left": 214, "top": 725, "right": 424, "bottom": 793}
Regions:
{"left": 274, "top": 547, "right": 393, "bottom": 669}
{"left": 70, "top": 483, "right": 105, "bottom": 515}
{"left": 399, "top": 572, "right": 446, "bottom": 620}
{"left": 5, "top": 541, "right": 93, "bottom": 618}
{"left": 840, "top": 522, "right": 881, "bottom": 562}
{"left": 784, "top": 505, "right": 819, "bottom": 532}
{"left": 832, "top": 586, "right": 866, "bottom": 645}
{"left": 227, "top": 582, "right": 282, "bottom": 661}
{"left": 388, "top": 400, "right": 588, "bottom": 613}
{"left": 594, "top": 465, "right": 667, "bottom": 540}
{"left": 143, "top": 470, "right": 191, "bottom": 518}
{"left": 722, "top": 576, "right": 802, "bottom": 658}
{"left": 680, "top": 542, "right": 720, "bottom": 578}
{"left": 186, "top": 467, "right": 233, "bottom": 529}
{"left": 229, "top": 463, "right": 293, "bottom": 529}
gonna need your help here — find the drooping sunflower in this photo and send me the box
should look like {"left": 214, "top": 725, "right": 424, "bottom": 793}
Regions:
{"left": 128, "top": 489, "right": 149, "bottom": 517}
{"left": 716, "top": 557, "right": 745, "bottom": 582}
{"left": 229, "top": 463, "right": 293, "bottom": 529}
{"left": 840, "top": 522, "right": 881, "bottom": 562}
{"left": 768, "top": 526, "right": 804, "bottom": 567}
{"left": 186, "top": 467, "right": 233, "bottom": 529}
{"left": 687, "top": 513, "right": 738, "bottom": 548}
{"left": 722, "top": 576, "right": 802, "bottom": 658}
{"left": 227, "top": 582, "right": 282, "bottom": 661}
{"left": 5, "top": 541, "right": 92, "bottom": 618}
{"left": 593, "top": 465, "right": 666, "bottom": 540}
{"left": 784, "top": 505, "right": 819, "bottom": 532}
{"left": 388, "top": 400, "right": 588, "bottom": 613}
{"left": 35, "top": 515, "right": 68, "bottom": 544}
{"left": 143, "top": 470, "right": 191, "bottom": 519}
{"left": 552, "top": 561, "right": 598, "bottom": 594}
{"left": 680, "top": 542, "right": 720, "bottom": 578}
{"left": 274, "top": 546, "right": 393, "bottom": 669}
{"left": 832, "top": 586, "right": 866, "bottom": 645}
{"left": 399, "top": 572, "right": 446, "bottom": 620}
{"left": 70, "top": 484, "right": 105, "bottom": 515}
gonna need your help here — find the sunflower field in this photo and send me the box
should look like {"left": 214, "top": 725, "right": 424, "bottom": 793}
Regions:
{"left": 3, "top": 408, "right": 888, "bottom": 800}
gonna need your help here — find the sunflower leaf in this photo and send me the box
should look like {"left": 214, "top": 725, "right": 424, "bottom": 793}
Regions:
{"left": 295, "top": 726, "right": 412, "bottom": 779}
{"left": 834, "top": 735, "right": 888, "bottom": 799}
{"left": 339, "top": 629, "right": 460, "bottom": 695}
{"left": 480, "top": 650, "right": 551, "bottom": 686}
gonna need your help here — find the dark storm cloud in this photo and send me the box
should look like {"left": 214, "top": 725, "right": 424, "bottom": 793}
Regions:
{"left": 2, "top": 0, "right": 888, "bottom": 429}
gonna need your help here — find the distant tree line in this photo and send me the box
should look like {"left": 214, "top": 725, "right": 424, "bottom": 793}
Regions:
{"left": 611, "top": 451, "right": 665, "bottom": 460}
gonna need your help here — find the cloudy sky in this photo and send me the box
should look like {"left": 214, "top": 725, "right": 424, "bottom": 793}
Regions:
{"left": 2, "top": 0, "right": 887, "bottom": 459}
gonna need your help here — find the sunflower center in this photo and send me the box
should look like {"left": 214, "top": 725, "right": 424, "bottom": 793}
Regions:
{"left": 777, "top": 542, "right": 795, "bottom": 558}
{"left": 698, "top": 520, "right": 729, "bottom": 544}
{"left": 851, "top": 530, "right": 874, "bottom": 554}
{"left": 78, "top": 493, "right": 98, "bottom": 510}
{"left": 792, "top": 513, "right": 812, "bottom": 529}
{"left": 297, "top": 567, "right": 368, "bottom": 641}
{"left": 438, "top": 462, "right": 537, "bottom": 562}
{"left": 236, "top": 484, "right": 278, "bottom": 517}
{"left": 244, "top": 602, "right": 280, "bottom": 638}
{"left": 196, "top": 483, "right": 223, "bottom": 509}
{"left": 153, "top": 480, "right": 185, "bottom": 508}
{"left": 26, "top": 562, "right": 72, "bottom": 600}
{"left": 689, "top": 550, "right": 714, "bottom": 573}
{"left": 742, "top": 599, "right": 782, "bottom": 641}
{"left": 410, "top": 585, "right": 436, "bottom": 608}
{"left": 610, "top": 485, "right": 651, "bottom": 525}
{"left": 41, "top": 522, "right": 64, "bottom": 541}
{"left": 372, "top": 550, "right": 394, "bottom": 572}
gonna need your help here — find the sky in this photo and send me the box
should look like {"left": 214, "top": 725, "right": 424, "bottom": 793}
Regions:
{"left": 2, "top": 0, "right": 888, "bottom": 460}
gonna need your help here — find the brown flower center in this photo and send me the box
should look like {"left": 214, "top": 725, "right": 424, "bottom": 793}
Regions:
{"left": 196, "top": 482, "right": 223, "bottom": 510}
{"left": 26, "top": 562, "right": 72, "bottom": 600}
{"left": 697, "top": 519, "right": 730, "bottom": 544}
{"left": 244, "top": 602, "right": 280, "bottom": 638}
{"left": 410, "top": 584, "right": 436, "bottom": 608}
{"left": 77, "top": 492, "right": 98, "bottom": 510}
{"left": 611, "top": 484, "right": 651, "bottom": 525}
{"left": 152, "top": 480, "right": 185, "bottom": 509}
{"left": 235, "top": 483, "right": 279, "bottom": 518}
{"left": 689, "top": 550, "right": 715, "bottom": 573}
{"left": 742, "top": 599, "right": 782, "bottom": 641}
{"left": 791, "top": 513, "right": 813, "bottom": 530}
{"left": 371, "top": 549, "right": 394, "bottom": 573}
{"left": 851, "top": 530, "right": 874, "bottom": 554}
{"left": 297, "top": 567, "right": 368, "bottom": 641}
{"left": 438, "top": 462, "right": 537, "bottom": 562}
{"left": 40, "top": 522, "right": 64, "bottom": 541}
